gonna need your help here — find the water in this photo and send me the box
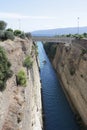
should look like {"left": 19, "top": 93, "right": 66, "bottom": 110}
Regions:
{"left": 37, "top": 42, "right": 79, "bottom": 130}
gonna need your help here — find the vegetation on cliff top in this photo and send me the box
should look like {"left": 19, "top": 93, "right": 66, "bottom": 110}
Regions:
{"left": 55, "top": 33, "right": 87, "bottom": 39}
{"left": 0, "top": 20, "right": 33, "bottom": 90}
{"left": 0, "top": 21, "right": 7, "bottom": 30}
{"left": 0, "top": 20, "right": 32, "bottom": 41}
{"left": 0, "top": 20, "right": 15, "bottom": 41}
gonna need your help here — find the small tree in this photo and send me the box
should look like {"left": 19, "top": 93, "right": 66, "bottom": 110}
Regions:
{"left": 23, "top": 56, "right": 33, "bottom": 69}
{"left": 0, "top": 21, "right": 7, "bottom": 30}
{"left": 14, "top": 30, "right": 26, "bottom": 39}
{"left": 16, "top": 70, "right": 27, "bottom": 87}
{"left": 6, "top": 28, "right": 13, "bottom": 32}
{"left": 0, "top": 46, "right": 13, "bottom": 91}
{"left": 81, "top": 49, "right": 87, "bottom": 56}
{"left": 19, "top": 32, "right": 26, "bottom": 39}
{"left": 83, "top": 33, "right": 87, "bottom": 38}
{"left": 5, "top": 31, "right": 15, "bottom": 40}
{"left": 14, "top": 30, "right": 22, "bottom": 36}
{"left": 0, "top": 30, "right": 5, "bottom": 40}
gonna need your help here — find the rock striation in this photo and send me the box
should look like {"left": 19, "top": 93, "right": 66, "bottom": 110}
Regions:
{"left": 0, "top": 37, "right": 43, "bottom": 130}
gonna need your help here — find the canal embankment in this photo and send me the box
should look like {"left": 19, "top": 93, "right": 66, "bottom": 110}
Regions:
{"left": 43, "top": 40, "right": 87, "bottom": 129}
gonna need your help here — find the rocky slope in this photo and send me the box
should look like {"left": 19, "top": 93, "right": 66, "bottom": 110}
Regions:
{"left": 52, "top": 39, "right": 87, "bottom": 128}
{"left": 0, "top": 37, "right": 43, "bottom": 130}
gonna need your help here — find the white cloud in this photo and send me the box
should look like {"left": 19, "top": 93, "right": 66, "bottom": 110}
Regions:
{"left": 0, "top": 12, "right": 56, "bottom": 20}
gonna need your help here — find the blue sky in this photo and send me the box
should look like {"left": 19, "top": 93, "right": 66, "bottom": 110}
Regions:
{"left": 0, "top": 0, "right": 87, "bottom": 32}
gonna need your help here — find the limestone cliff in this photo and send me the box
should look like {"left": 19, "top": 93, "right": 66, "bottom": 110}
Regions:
{"left": 0, "top": 38, "right": 43, "bottom": 130}
{"left": 52, "top": 39, "right": 87, "bottom": 128}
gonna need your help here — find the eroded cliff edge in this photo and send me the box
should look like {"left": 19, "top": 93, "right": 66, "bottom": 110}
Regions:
{"left": 44, "top": 39, "right": 87, "bottom": 128}
{"left": 0, "top": 38, "right": 43, "bottom": 130}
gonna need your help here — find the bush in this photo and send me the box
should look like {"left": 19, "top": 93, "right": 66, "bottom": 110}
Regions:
{"left": 14, "top": 30, "right": 22, "bottom": 36}
{"left": 16, "top": 70, "right": 27, "bottom": 87}
{"left": 5, "top": 31, "right": 14, "bottom": 40}
{"left": 23, "top": 56, "right": 33, "bottom": 69}
{"left": 35, "top": 44, "right": 38, "bottom": 56}
{"left": 0, "top": 46, "right": 13, "bottom": 91}
{"left": 70, "top": 67, "right": 75, "bottom": 76}
{"left": 80, "top": 74, "right": 83, "bottom": 78}
{"left": 83, "top": 33, "right": 87, "bottom": 38}
{"left": 6, "top": 28, "right": 13, "bottom": 32}
{"left": 81, "top": 49, "right": 87, "bottom": 56}
{"left": 0, "top": 30, "right": 5, "bottom": 40}
{"left": 19, "top": 32, "right": 26, "bottom": 39}
{"left": 14, "top": 30, "right": 26, "bottom": 39}
{"left": 66, "top": 34, "right": 72, "bottom": 37}
{"left": 0, "top": 21, "right": 7, "bottom": 30}
{"left": 32, "top": 44, "right": 38, "bottom": 56}
{"left": 0, "top": 30, "right": 14, "bottom": 41}
{"left": 73, "top": 34, "right": 84, "bottom": 39}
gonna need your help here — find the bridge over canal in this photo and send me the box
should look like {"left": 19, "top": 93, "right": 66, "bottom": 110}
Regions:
{"left": 32, "top": 36, "right": 75, "bottom": 44}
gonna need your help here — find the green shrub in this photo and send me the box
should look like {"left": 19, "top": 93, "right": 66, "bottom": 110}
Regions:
{"left": 5, "top": 31, "right": 14, "bottom": 40}
{"left": 23, "top": 56, "right": 33, "bottom": 69}
{"left": 83, "top": 33, "right": 87, "bottom": 38}
{"left": 14, "top": 30, "right": 26, "bottom": 39}
{"left": 0, "top": 46, "right": 13, "bottom": 91}
{"left": 80, "top": 74, "right": 83, "bottom": 78}
{"left": 35, "top": 44, "right": 38, "bottom": 56}
{"left": 16, "top": 70, "right": 27, "bottom": 87}
{"left": 14, "top": 30, "right": 22, "bottom": 36}
{"left": 81, "top": 49, "right": 87, "bottom": 56}
{"left": 0, "top": 30, "right": 14, "bottom": 41}
{"left": 66, "top": 34, "right": 72, "bottom": 37}
{"left": 19, "top": 32, "right": 26, "bottom": 39}
{"left": 0, "top": 30, "right": 5, "bottom": 40}
{"left": 32, "top": 44, "right": 38, "bottom": 56}
{"left": 0, "top": 21, "right": 7, "bottom": 30}
{"left": 6, "top": 28, "right": 13, "bottom": 32}
{"left": 70, "top": 67, "right": 75, "bottom": 76}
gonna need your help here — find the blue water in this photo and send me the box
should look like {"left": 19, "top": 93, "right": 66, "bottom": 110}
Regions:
{"left": 37, "top": 42, "right": 79, "bottom": 130}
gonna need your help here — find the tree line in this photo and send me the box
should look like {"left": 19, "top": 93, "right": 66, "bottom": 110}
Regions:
{"left": 0, "top": 20, "right": 32, "bottom": 41}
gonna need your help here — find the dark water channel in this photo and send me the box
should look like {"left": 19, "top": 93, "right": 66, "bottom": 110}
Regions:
{"left": 37, "top": 42, "right": 80, "bottom": 130}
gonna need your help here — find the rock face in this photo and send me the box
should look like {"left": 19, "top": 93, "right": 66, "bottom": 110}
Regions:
{"left": 52, "top": 39, "right": 87, "bottom": 127}
{"left": 0, "top": 38, "right": 43, "bottom": 130}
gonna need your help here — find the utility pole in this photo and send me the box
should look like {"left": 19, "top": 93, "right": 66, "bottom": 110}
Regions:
{"left": 77, "top": 17, "right": 79, "bottom": 34}
{"left": 18, "top": 19, "right": 21, "bottom": 30}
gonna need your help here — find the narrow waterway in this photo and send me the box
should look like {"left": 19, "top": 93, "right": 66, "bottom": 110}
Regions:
{"left": 37, "top": 42, "right": 79, "bottom": 130}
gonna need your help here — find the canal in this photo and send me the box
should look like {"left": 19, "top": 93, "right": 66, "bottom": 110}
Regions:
{"left": 37, "top": 42, "right": 79, "bottom": 130}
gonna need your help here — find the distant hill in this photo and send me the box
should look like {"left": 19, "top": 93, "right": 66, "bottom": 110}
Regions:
{"left": 31, "top": 26, "right": 87, "bottom": 36}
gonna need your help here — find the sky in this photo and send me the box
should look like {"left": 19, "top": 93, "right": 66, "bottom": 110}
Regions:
{"left": 0, "top": 0, "right": 87, "bottom": 32}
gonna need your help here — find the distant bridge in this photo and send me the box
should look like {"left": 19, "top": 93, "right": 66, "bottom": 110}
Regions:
{"left": 32, "top": 36, "right": 75, "bottom": 44}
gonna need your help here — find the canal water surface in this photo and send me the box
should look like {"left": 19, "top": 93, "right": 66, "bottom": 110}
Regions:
{"left": 37, "top": 42, "right": 79, "bottom": 130}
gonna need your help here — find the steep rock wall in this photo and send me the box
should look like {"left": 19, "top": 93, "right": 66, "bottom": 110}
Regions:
{"left": 52, "top": 40, "right": 87, "bottom": 127}
{"left": 0, "top": 38, "right": 43, "bottom": 130}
